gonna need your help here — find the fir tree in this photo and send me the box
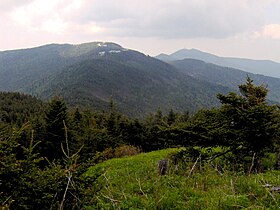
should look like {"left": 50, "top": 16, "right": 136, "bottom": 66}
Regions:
{"left": 43, "top": 97, "right": 67, "bottom": 161}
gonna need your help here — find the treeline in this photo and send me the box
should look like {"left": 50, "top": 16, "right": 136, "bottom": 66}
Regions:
{"left": 1, "top": 77, "right": 280, "bottom": 209}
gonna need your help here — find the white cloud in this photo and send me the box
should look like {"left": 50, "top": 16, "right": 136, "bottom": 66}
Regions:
{"left": 9, "top": 0, "right": 83, "bottom": 33}
{"left": 0, "top": 0, "right": 33, "bottom": 11}
{"left": 6, "top": 0, "right": 270, "bottom": 39}
{"left": 67, "top": 0, "right": 265, "bottom": 39}
{"left": 253, "top": 24, "right": 280, "bottom": 40}
{"left": 262, "top": 24, "right": 280, "bottom": 39}
{"left": 40, "top": 18, "right": 67, "bottom": 34}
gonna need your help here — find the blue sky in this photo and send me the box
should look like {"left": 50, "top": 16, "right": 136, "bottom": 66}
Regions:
{"left": 1, "top": 0, "right": 280, "bottom": 62}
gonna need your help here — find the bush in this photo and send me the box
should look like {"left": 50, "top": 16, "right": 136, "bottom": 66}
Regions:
{"left": 92, "top": 145, "right": 141, "bottom": 164}
{"left": 114, "top": 145, "right": 141, "bottom": 158}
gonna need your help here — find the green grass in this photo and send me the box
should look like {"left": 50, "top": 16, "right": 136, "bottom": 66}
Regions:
{"left": 84, "top": 149, "right": 280, "bottom": 209}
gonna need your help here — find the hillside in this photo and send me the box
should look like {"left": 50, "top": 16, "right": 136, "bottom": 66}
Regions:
{"left": 0, "top": 42, "right": 232, "bottom": 117}
{"left": 156, "top": 48, "right": 280, "bottom": 78}
{"left": 84, "top": 149, "right": 280, "bottom": 209}
{"left": 2, "top": 42, "right": 280, "bottom": 116}
{"left": 0, "top": 92, "right": 45, "bottom": 125}
{"left": 169, "top": 59, "right": 280, "bottom": 103}
{"left": 36, "top": 50, "right": 234, "bottom": 116}
{"left": 0, "top": 42, "right": 123, "bottom": 92}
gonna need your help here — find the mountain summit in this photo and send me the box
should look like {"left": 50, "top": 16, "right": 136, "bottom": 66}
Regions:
{"left": 155, "top": 49, "right": 280, "bottom": 78}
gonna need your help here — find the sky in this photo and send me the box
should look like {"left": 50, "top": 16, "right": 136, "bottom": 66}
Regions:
{"left": 1, "top": 0, "right": 280, "bottom": 61}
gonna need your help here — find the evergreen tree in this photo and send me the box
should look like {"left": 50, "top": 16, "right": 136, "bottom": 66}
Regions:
{"left": 217, "top": 77, "right": 280, "bottom": 159}
{"left": 167, "top": 109, "right": 177, "bottom": 126}
{"left": 43, "top": 97, "right": 67, "bottom": 161}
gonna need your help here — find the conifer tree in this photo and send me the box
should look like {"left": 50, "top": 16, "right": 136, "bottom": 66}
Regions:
{"left": 43, "top": 97, "right": 67, "bottom": 161}
{"left": 217, "top": 77, "right": 280, "bottom": 158}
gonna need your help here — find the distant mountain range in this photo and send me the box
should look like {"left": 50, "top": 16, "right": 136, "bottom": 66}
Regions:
{"left": 168, "top": 59, "right": 280, "bottom": 103}
{"left": 1, "top": 42, "right": 280, "bottom": 117}
{"left": 156, "top": 49, "right": 280, "bottom": 78}
{"left": 0, "top": 42, "right": 231, "bottom": 116}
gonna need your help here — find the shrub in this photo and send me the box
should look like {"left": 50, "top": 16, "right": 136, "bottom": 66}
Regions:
{"left": 92, "top": 145, "right": 141, "bottom": 164}
{"left": 114, "top": 145, "right": 141, "bottom": 158}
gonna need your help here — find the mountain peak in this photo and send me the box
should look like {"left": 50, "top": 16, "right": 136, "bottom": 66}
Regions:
{"left": 72, "top": 41, "right": 123, "bottom": 49}
{"left": 155, "top": 48, "right": 218, "bottom": 63}
{"left": 171, "top": 48, "right": 218, "bottom": 59}
{"left": 59, "top": 41, "right": 125, "bottom": 57}
{"left": 155, "top": 48, "right": 280, "bottom": 78}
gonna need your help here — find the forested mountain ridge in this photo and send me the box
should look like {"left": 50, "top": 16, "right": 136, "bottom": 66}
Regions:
{"left": 29, "top": 49, "right": 231, "bottom": 116}
{"left": 0, "top": 42, "right": 123, "bottom": 91}
{"left": 0, "top": 42, "right": 232, "bottom": 116}
{"left": 156, "top": 48, "right": 280, "bottom": 78}
{"left": 3, "top": 41, "right": 280, "bottom": 117}
{"left": 169, "top": 59, "right": 280, "bottom": 103}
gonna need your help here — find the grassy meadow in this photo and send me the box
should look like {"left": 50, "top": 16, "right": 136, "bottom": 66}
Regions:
{"left": 84, "top": 149, "right": 280, "bottom": 209}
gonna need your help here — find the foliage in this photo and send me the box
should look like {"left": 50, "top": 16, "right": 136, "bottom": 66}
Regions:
{"left": 172, "top": 77, "right": 280, "bottom": 172}
{"left": 216, "top": 77, "right": 280, "bottom": 159}
{"left": 0, "top": 124, "right": 63, "bottom": 209}
{"left": 43, "top": 97, "right": 68, "bottom": 161}
{"left": 114, "top": 145, "right": 141, "bottom": 158}
{"left": 0, "top": 118, "right": 96, "bottom": 209}
{"left": 93, "top": 145, "right": 141, "bottom": 164}
{"left": 0, "top": 92, "right": 44, "bottom": 126}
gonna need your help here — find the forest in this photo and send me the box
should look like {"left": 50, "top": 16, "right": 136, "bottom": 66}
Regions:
{"left": 2, "top": 77, "right": 280, "bottom": 209}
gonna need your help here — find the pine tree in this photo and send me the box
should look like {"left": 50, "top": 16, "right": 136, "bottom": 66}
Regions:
{"left": 217, "top": 77, "right": 280, "bottom": 158}
{"left": 167, "top": 109, "right": 177, "bottom": 126}
{"left": 43, "top": 97, "right": 67, "bottom": 161}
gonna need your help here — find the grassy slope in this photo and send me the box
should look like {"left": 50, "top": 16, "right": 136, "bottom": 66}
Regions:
{"left": 84, "top": 149, "right": 280, "bottom": 209}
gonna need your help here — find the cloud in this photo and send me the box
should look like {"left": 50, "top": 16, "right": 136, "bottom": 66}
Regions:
{"left": 67, "top": 0, "right": 265, "bottom": 39}
{"left": 1, "top": 0, "right": 280, "bottom": 54}
{"left": 0, "top": 0, "right": 33, "bottom": 12}
{"left": 263, "top": 24, "right": 280, "bottom": 39}
{"left": 259, "top": 24, "right": 280, "bottom": 39}
{"left": 4, "top": 0, "right": 270, "bottom": 40}
{"left": 8, "top": 0, "right": 83, "bottom": 33}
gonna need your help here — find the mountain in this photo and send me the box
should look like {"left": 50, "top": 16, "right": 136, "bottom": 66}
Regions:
{"left": 155, "top": 49, "right": 280, "bottom": 78}
{"left": 169, "top": 59, "right": 280, "bottom": 103}
{"left": 0, "top": 42, "right": 123, "bottom": 91}
{"left": 0, "top": 42, "right": 231, "bottom": 117}
{"left": 29, "top": 48, "right": 232, "bottom": 116}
